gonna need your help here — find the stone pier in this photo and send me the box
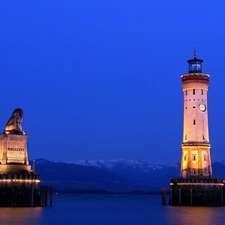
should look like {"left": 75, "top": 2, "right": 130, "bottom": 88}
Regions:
{"left": 170, "top": 178, "right": 225, "bottom": 206}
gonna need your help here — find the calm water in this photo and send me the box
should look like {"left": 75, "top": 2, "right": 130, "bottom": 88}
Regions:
{"left": 0, "top": 194, "right": 225, "bottom": 225}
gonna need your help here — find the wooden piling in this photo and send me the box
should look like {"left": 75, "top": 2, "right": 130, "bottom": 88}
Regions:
{"left": 221, "top": 187, "right": 223, "bottom": 206}
{"left": 14, "top": 186, "right": 17, "bottom": 207}
{"left": 42, "top": 186, "right": 45, "bottom": 206}
{"left": 178, "top": 188, "right": 181, "bottom": 206}
{"left": 170, "top": 187, "right": 173, "bottom": 205}
{"left": 40, "top": 186, "right": 43, "bottom": 206}
{"left": 50, "top": 186, "right": 53, "bottom": 207}
{"left": 45, "top": 186, "right": 48, "bottom": 206}
{"left": 40, "top": 186, "right": 42, "bottom": 206}
{"left": 12, "top": 186, "right": 15, "bottom": 206}
{"left": 162, "top": 188, "right": 167, "bottom": 205}
{"left": 190, "top": 188, "right": 192, "bottom": 206}
{"left": 31, "top": 184, "right": 34, "bottom": 207}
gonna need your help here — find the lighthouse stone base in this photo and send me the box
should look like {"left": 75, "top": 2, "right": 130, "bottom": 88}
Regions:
{"left": 0, "top": 134, "right": 41, "bottom": 206}
{"left": 170, "top": 178, "right": 225, "bottom": 206}
{"left": 0, "top": 134, "right": 31, "bottom": 173}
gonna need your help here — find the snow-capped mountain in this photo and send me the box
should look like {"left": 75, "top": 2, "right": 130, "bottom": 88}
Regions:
{"left": 66, "top": 159, "right": 167, "bottom": 171}
{"left": 33, "top": 159, "right": 225, "bottom": 192}
{"left": 34, "top": 159, "right": 180, "bottom": 191}
{"left": 67, "top": 159, "right": 180, "bottom": 189}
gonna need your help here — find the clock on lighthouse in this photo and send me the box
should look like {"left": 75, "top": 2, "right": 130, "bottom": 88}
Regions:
{"left": 199, "top": 103, "right": 206, "bottom": 112}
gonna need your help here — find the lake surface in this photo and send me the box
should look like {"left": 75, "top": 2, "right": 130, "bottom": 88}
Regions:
{"left": 0, "top": 194, "right": 225, "bottom": 225}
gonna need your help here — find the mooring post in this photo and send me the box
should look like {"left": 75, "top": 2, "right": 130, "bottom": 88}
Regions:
{"left": 162, "top": 188, "right": 166, "bottom": 205}
{"left": 190, "top": 188, "right": 192, "bottom": 206}
{"left": 45, "top": 186, "right": 48, "bottom": 206}
{"left": 40, "top": 185, "right": 43, "bottom": 206}
{"left": 221, "top": 187, "right": 223, "bottom": 206}
{"left": 12, "top": 186, "right": 15, "bottom": 207}
{"left": 14, "top": 186, "right": 17, "bottom": 207}
{"left": 179, "top": 188, "right": 181, "bottom": 206}
{"left": 43, "top": 186, "right": 46, "bottom": 206}
{"left": 40, "top": 186, "right": 42, "bottom": 206}
{"left": 31, "top": 184, "right": 34, "bottom": 207}
{"left": 170, "top": 187, "right": 173, "bottom": 205}
{"left": 50, "top": 186, "right": 53, "bottom": 207}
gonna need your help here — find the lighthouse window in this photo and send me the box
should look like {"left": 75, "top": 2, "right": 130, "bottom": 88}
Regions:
{"left": 186, "top": 91, "right": 187, "bottom": 95}
{"left": 184, "top": 155, "right": 187, "bottom": 161}
{"left": 185, "top": 134, "right": 187, "bottom": 140}
{"left": 193, "top": 89, "right": 195, "bottom": 95}
{"left": 202, "top": 90, "right": 204, "bottom": 95}
{"left": 193, "top": 119, "right": 196, "bottom": 125}
{"left": 190, "top": 63, "right": 201, "bottom": 71}
{"left": 203, "top": 155, "right": 206, "bottom": 161}
{"left": 192, "top": 155, "right": 196, "bottom": 161}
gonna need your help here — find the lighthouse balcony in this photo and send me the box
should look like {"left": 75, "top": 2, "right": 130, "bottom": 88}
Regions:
{"left": 182, "top": 141, "right": 210, "bottom": 147}
{"left": 181, "top": 73, "right": 209, "bottom": 83}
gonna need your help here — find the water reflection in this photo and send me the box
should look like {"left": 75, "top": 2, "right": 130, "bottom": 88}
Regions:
{"left": 0, "top": 207, "right": 43, "bottom": 225}
{"left": 1, "top": 196, "right": 225, "bottom": 225}
{"left": 166, "top": 206, "right": 225, "bottom": 225}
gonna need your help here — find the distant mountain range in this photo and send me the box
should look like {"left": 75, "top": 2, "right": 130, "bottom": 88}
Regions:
{"left": 33, "top": 159, "right": 225, "bottom": 192}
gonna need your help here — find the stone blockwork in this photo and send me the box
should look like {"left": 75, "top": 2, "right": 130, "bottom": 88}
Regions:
{"left": 170, "top": 178, "right": 225, "bottom": 206}
{"left": 0, "top": 165, "right": 31, "bottom": 174}
{"left": 0, "top": 134, "right": 31, "bottom": 173}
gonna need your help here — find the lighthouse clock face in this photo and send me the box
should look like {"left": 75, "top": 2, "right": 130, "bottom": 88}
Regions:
{"left": 199, "top": 103, "right": 206, "bottom": 112}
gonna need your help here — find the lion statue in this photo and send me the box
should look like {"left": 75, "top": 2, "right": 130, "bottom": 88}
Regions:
{"left": 4, "top": 108, "right": 24, "bottom": 135}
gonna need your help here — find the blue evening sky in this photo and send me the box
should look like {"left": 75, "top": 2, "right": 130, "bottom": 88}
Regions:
{"left": 0, "top": 0, "right": 225, "bottom": 164}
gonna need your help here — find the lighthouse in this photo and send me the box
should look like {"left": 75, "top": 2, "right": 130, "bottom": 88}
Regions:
{"left": 169, "top": 50, "right": 225, "bottom": 206}
{"left": 180, "top": 49, "right": 212, "bottom": 178}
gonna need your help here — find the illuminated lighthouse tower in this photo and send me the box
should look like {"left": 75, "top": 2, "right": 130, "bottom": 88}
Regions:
{"left": 180, "top": 49, "right": 212, "bottom": 178}
{"left": 169, "top": 50, "right": 224, "bottom": 206}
